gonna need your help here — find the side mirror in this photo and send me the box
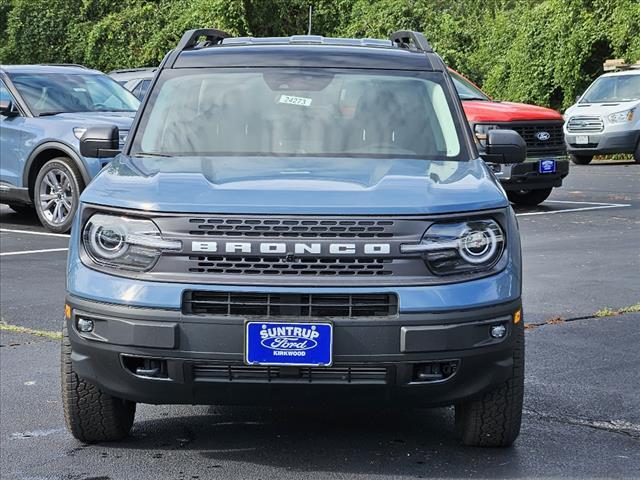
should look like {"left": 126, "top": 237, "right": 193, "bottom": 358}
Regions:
{"left": 575, "top": 95, "right": 581, "bottom": 103}
{"left": 79, "top": 126, "right": 120, "bottom": 158}
{"left": 482, "top": 129, "right": 526, "bottom": 165}
{"left": 0, "top": 99, "right": 19, "bottom": 117}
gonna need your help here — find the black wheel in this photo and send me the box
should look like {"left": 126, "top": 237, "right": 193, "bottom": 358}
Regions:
{"left": 34, "top": 157, "right": 83, "bottom": 233}
{"left": 455, "top": 323, "right": 524, "bottom": 447}
{"left": 569, "top": 154, "right": 593, "bottom": 165}
{"left": 634, "top": 141, "right": 640, "bottom": 162}
{"left": 61, "top": 324, "right": 136, "bottom": 443}
{"left": 7, "top": 204, "right": 35, "bottom": 216}
{"left": 507, "top": 187, "right": 552, "bottom": 206}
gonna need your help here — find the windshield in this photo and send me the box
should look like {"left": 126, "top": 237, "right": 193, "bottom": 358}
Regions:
{"left": 9, "top": 72, "right": 140, "bottom": 115}
{"left": 449, "top": 70, "right": 490, "bottom": 101}
{"left": 132, "top": 68, "right": 465, "bottom": 160}
{"left": 580, "top": 74, "right": 640, "bottom": 103}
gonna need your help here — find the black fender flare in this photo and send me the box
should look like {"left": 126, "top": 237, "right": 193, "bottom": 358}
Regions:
{"left": 22, "top": 141, "right": 92, "bottom": 196}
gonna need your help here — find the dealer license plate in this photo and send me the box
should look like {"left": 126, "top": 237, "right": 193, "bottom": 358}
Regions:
{"left": 575, "top": 135, "right": 589, "bottom": 145}
{"left": 245, "top": 322, "right": 333, "bottom": 367}
{"left": 539, "top": 159, "right": 557, "bottom": 174}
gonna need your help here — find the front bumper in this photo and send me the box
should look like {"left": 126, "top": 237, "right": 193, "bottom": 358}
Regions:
{"left": 491, "top": 157, "right": 570, "bottom": 191}
{"left": 565, "top": 129, "right": 640, "bottom": 155}
{"left": 67, "top": 295, "right": 523, "bottom": 407}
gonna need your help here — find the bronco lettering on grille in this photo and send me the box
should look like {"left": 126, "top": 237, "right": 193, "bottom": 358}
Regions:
{"left": 191, "top": 241, "right": 391, "bottom": 255}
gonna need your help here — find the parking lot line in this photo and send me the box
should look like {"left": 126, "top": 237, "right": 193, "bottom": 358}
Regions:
{"left": 516, "top": 200, "right": 631, "bottom": 217}
{"left": 0, "top": 248, "right": 68, "bottom": 257}
{"left": 0, "top": 228, "right": 70, "bottom": 238}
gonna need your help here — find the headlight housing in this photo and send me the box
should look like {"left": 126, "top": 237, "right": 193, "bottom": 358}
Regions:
{"left": 608, "top": 108, "right": 634, "bottom": 124}
{"left": 82, "top": 213, "right": 181, "bottom": 271}
{"left": 401, "top": 219, "right": 505, "bottom": 275}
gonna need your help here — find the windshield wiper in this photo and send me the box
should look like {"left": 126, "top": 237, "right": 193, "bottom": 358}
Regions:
{"left": 132, "top": 152, "right": 172, "bottom": 158}
{"left": 461, "top": 96, "right": 489, "bottom": 101}
{"left": 38, "top": 111, "right": 65, "bottom": 117}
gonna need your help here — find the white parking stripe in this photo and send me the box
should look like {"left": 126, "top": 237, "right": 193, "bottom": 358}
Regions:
{"left": 516, "top": 199, "right": 631, "bottom": 217}
{"left": 0, "top": 228, "right": 70, "bottom": 238}
{"left": 0, "top": 248, "right": 68, "bottom": 256}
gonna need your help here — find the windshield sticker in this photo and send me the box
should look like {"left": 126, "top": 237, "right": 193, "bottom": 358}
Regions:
{"left": 279, "top": 95, "right": 312, "bottom": 107}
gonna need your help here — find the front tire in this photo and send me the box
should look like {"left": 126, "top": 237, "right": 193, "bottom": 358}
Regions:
{"left": 34, "top": 157, "right": 83, "bottom": 233}
{"left": 455, "top": 324, "right": 524, "bottom": 447}
{"left": 61, "top": 324, "right": 136, "bottom": 443}
{"left": 569, "top": 154, "right": 593, "bottom": 165}
{"left": 507, "top": 187, "right": 552, "bottom": 206}
{"left": 634, "top": 141, "right": 640, "bottom": 162}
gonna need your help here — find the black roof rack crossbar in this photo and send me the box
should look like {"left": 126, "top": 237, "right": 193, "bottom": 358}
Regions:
{"left": 390, "top": 31, "right": 433, "bottom": 53}
{"left": 166, "top": 28, "right": 231, "bottom": 68}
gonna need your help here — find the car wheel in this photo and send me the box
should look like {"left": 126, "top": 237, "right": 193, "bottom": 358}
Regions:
{"left": 7, "top": 204, "right": 35, "bottom": 216}
{"left": 634, "top": 141, "right": 640, "bottom": 162}
{"left": 569, "top": 154, "right": 593, "bottom": 165}
{"left": 61, "top": 323, "right": 136, "bottom": 443}
{"left": 34, "top": 157, "right": 83, "bottom": 233}
{"left": 507, "top": 187, "right": 552, "bottom": 206}
{"left": 455, "top": 323, "right": 524, "bottom": 447}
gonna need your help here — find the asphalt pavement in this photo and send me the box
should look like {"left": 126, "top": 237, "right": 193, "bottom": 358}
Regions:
{"left": 1, "top": 161, "right": 639, "bottom": 479}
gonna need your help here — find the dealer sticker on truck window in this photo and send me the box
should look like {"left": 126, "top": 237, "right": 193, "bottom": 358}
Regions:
{"left": 245, "top": 322, "right": 332, "bottom": 366}
{"left": 279, "top": 95, "right": 312, "bottom": 107}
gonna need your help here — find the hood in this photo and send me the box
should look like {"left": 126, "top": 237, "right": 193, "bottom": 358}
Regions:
{"left": 565, "top": 100, "right": 639, "bottom": 118}
{"left": 48, "top": 111, "right": 136, "bottom": 130}
{"left": 463, "top": 100, "right": 563, "bottom": 123}
{"left": 81, "top": 156, "right": 508, "bottom": 215}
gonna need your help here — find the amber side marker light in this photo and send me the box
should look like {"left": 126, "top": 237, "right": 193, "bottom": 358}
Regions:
{"left": 65, "top": 304, "right": 71, "bottom": 320}
{"left": 513, "top": 309, "right": 522, "bottom": 324}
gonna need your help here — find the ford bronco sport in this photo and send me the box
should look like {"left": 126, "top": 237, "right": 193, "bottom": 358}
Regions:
{"left": 62, "top": 30, "right": 526, "bottom": 447}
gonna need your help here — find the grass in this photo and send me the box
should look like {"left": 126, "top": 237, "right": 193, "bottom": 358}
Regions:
{"left": 0, "top": 322, "right": 62, "bottom": 340}
{"left": 594, "top": 302, "right": 640, "bottom": 318}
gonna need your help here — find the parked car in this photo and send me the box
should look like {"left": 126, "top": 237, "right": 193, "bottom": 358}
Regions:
{"left": 63, "top": 29, "right": 526, "bottom": 447}
{"left": 0, "top": 64, "right": 139, "bottom": 232}
{"left": 109, "top": 68, "right": 156, "bottom": 100}
{"left": 564, "top": 62, "right": 640, "bottom": 164}
{"left": 450, "top": 70, "right": 568, "bottom": 205}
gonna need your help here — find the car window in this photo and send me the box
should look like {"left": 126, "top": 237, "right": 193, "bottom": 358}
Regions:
{"left": 134, "top": 68, "right": 465, "bottom": 161}
{"left": 131, "top": 81, "right": 144, "bottom": 99}
{"left": 138, "top": 79, "right": 152, "bottom": 100}
{"left": 1, "top": 81, "right": 11, "bottom": 102}
{"left": 449, "top": 71, "right": 490, "bottom": 101}
{"left": 581, "top": 74, "right": 640, "bottom": 103}
{"left": 8, "top": 72, "right": 140, "bottom": 115}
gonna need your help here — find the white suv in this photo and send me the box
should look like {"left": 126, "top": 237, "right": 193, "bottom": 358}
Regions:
{"left": 564, "top": 66, "right": 640, "bottom": 164}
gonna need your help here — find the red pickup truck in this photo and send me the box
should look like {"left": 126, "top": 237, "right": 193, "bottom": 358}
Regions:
{"left": 451, "top": 70, "right": 569, "bottom": 205}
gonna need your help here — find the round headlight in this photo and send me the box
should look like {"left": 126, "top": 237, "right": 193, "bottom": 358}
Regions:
{"left": 82, "top": 213, "right": 181, "bottom": 271}
{"left": 459, "top": 226, "right": 498, "bottom": 264}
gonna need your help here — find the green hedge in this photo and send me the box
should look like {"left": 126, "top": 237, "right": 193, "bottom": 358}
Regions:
{"left": 1, "top": 0, "right": 639, "bottom": 109}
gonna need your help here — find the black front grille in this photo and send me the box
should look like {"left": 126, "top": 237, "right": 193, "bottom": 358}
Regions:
{"left": 192, "top": 364, "right": 388, "bottom": 384}
{"left": 508, "top": 122, "right": 565, "bottom": 155}
{"left": 187, "top": 255, "right": 393, "bottom": 276}
{"left": 187, "top": 217, "right": 395, "bottom": 238}
{"left": 182, "top": 291, "right": 398, "bottom": 318}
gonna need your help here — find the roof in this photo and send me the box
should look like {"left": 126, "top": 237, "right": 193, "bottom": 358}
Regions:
{"left": 168, "top": 33, "right": 438, "bottom": 71}
{"left": 601, "top": 68, "right": 640, "bottom": 77}
{"left": 108, "top": 68, "right": 156, "bottom": 81}
{"left": 0, "top": 64, "right": 100, "bottom": 75}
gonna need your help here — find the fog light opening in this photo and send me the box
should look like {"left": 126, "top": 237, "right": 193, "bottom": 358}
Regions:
{"left": 412, "top": 360, "right": 459, "bottom": 383}
{"left": 122, "top": 356, "right": 168, "bottom": 379}
{"left": 490, "top": 324, "right": 507, "bottom": 339}
{"left": 76, "top": 317, "right": 94, "bottom": 333}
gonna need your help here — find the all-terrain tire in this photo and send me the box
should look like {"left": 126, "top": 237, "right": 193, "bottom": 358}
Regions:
{"left": 569, "top": 154, "right": 593, "bottom": 165}
{"left": 507, "top": 187, "right": 552, "bottom": 206}
{"left": 61, "top": 324, "right": 136, "bottom": 443}
{"left": 455, "top": 323, "right": 524, "bottom": 447}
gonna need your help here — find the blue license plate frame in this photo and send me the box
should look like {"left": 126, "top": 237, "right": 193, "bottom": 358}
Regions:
{"left": 245, "top": 321, "right": 333, "bottom": 367}
{"left": 539, "top": 159, "right": 557, "bottom": 174}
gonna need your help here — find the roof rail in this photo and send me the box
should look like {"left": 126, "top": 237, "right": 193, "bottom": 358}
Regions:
{"left": 603, "top": 58, "right": 640, "bottom": 72}
{"left": 165, "top": 28, "right": 231, "bottom": 68}
{"left": 108, "top": 67, "right": 157, "bottom": 74}
{"left": 390, "top": 31, "right": 432, "bottom": 53}
{"left": 36, "top": 63, "right": 88, "bottom": 68}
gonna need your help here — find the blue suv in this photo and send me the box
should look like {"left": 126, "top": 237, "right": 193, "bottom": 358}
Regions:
{"left": 63, "top": 30, "right": 527, "bottom": 447}
{"left": 0, "top": 65, "right": 139, "bottom": 232}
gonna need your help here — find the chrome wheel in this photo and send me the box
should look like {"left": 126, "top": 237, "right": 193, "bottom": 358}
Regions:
{"left": 38, "top": 168, "right": 74, "bottom": 225}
